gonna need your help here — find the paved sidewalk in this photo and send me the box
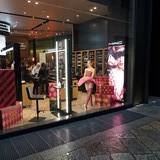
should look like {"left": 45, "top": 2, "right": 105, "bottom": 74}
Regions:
{"left": 1, "top": 97, "right": 160, "bottom": 160}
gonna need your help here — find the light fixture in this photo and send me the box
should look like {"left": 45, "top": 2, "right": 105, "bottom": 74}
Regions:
{"left": 46, "top": 15, "right": 49, "bottom": 18}
{"left": 0, "top": 35, "right": 6, "bottom": 51}
{"left": 13, "top": 22, "right": 18, "bottom": 28}
{"left": 28, "top": 0, "right": 31, "bottom": 3}
{"left": 66, "top": 19, "right": 70, "bottom": 22}
{"left": 90, "top": 9, "right": 93, "bottom": 12}
{"left": 55, "top": 41, "right": 60, "bottom": 109}
{"left": 76, "top": 15, "right": 79, "bottom": 17}
{"left": 24, "top": 12, "right": 27, "bottom": 15}
{"left": 35, "top": 2, "right": 39, "bottom": 5}
{"left": 64, "top": 39, "right": 69, "bottom": 113}
{"left": 93, "top": 7, "right": 97, "bottom": 10}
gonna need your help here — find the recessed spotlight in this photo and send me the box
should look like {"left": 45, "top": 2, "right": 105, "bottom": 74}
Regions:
{"left": 76, "top": 15, "right": 79, "bottom": 17}
{"left": 56, "top": 33, "right": 58, "bottom": 35}
{"left": 28, "top": 0, "right": 31, "bottom": 3}
{"left": 32, "top": 16, "right": 35, "bottom": 18}
{"left": 66, "top": 19, "right": 70, "bottom": 22}
{"left": 46, "top": 15, "right": 49, "bottom": 18}
{"left": 47, "top": 28, "right": 50, "bottom": 29}
{"left": 93, "top": 7, "right": 97, "bottom": 10}
{"left": 24, "top": 12, "right": 27, "bottom": 15}
{"left": 35, "top": 2, "right": 38, "bottom": 5}
{"left": 90, "top": 9, "right": 93, "bottom": 12}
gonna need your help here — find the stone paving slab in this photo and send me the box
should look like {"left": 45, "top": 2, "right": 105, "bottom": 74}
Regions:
{"left": 4, "top": 99, "right": 160, "bottom": 160}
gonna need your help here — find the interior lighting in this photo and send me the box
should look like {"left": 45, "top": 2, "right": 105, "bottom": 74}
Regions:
{"left": 28, "top": 0, "right": 31, "bottom": 3}
{"left": 46, "top": 15, "right": 49, "bottom": 18}
{"left": 35, "top": 2, "right": 39, "bottom": 5}
{"left": 66, "top": 19, "right": 70, "bottom": 22}
{"left": 64, "top": 39, "right": 69, "bottom": 114}
{"left": 93, "top": 7, "right": 97, "bottom": 10}
{"left": 55, "top": 41, "right": 60, "bottom": 109}
{"left": 90, "top": 9, "right": 93, "bottom": 12}
{"left": 76, "top": 15, "right": 79, "bottom": 17}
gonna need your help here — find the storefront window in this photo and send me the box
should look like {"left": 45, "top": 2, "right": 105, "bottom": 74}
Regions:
{"left": 72, "top": 0, "right": 134, "bottom": 112}
{"left": 0, "top": 0, "right": 134, "bottom": 134}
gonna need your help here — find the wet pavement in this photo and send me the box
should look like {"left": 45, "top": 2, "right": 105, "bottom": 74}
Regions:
{"left": 1, "top": 96, "right": 160, "bottom": 160}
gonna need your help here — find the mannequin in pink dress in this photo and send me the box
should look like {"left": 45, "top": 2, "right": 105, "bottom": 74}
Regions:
{"left": 83, "top": 60, "right": 95, "bottom": 109}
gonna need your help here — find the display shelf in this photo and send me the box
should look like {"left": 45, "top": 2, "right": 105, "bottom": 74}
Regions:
{"left": 81, "top": 51, "right": 88, "bottom": 74}
{"left": 72, "top": 48, "right": 107, "bottom": 76}
{"left": 95, "top": 49, "right": 103, "bottom": 76}
{"left": 72, "top": 52, "right": 76, "bottom": 73}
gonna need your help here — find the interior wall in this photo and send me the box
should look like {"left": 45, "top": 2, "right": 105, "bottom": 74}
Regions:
{"left": 73, "top": 18, "right": 108, "bottom": 51}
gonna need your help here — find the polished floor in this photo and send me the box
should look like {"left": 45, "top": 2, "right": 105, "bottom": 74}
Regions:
{"left": 7, "top": 91, "right": 122, "bottom": 130}
{"left": 0, "top": 97, "right": 160, "bottom": 159}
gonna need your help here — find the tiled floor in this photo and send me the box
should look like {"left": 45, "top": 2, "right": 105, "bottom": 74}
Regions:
{"left": 0, "top": 97, "right": 160, "bottom": 159}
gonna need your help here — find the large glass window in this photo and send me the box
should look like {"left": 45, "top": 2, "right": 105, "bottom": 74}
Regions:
{"left": 0, "top": 0, "right": 134, "bottom": 134}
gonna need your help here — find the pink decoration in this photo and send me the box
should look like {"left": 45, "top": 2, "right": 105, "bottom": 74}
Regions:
{"left": 78, "top": 77, "right": 96, "bottom": 86}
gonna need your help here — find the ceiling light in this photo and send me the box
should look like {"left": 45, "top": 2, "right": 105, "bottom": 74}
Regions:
{"left": 76, "top": 15, "right": 79, "bottom": 17}
{"left": 13, "top": 22, "right": 18, "bottom": 28}
{"left": 90, "top": 9, "right": 93, "bottom": 12}
{"left": 93, "top": 7, "right": 97, "bottom": 10}
{"left": 46, "top": 15, "right": 49, "bottom": 18}
{"left": 28, "top": 0, "right": 31, "bottom": 3}
{"left": 24, "top": 12, "right": 27, "bottom": 15}
{"left": 66, "top": 19, "right": 70, "bottom": 22}
{"left": 35, "top": 2, "right": 39, "bottom": 5}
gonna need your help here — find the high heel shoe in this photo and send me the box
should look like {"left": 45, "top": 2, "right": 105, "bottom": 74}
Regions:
{"left": 83, "top": 104, "right": 87, "bottom": 110}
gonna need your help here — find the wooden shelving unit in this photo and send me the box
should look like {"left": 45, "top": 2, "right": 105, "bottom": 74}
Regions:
{"left": 72, "top": 48, "right": 107, "bottom": 76}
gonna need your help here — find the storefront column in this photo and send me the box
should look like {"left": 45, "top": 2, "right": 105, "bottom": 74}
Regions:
{"left": 13, "top": 43, "right": 22, "bottom": 101}
{"left": 133, "top": 0, "right": 152, "bottom": 104}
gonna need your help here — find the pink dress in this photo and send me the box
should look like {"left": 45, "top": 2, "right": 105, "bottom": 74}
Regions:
{"left": 78, "top": 70, "right": 96, "bottom": 86}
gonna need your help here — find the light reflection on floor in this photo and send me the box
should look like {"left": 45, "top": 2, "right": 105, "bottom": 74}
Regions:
{"left": 3, "top": 91, "right": 123, "bottom": 131}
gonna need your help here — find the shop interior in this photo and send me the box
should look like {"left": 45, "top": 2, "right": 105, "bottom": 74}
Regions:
{"left": 0, "top": 0, "right": 132, "bottom": 133}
